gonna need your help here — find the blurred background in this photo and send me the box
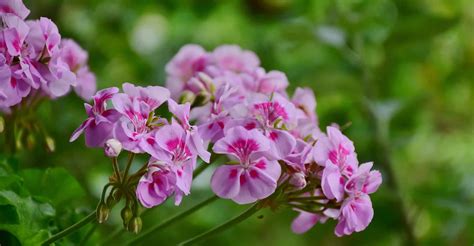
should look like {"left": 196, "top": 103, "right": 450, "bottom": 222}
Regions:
{"left": 2, "top": 0, "right": 473, "bottom": 245}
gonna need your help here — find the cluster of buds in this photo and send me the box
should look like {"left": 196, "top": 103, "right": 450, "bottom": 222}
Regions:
{"left": 71, "top": 44, "right": 382, "bottom": 237}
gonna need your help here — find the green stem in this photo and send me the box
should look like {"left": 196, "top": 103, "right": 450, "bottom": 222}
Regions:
{"left": 112, "top": 157, "right": 122, "bottom": 184}
{"left": 287, "top": 196, "right": 326, "bottom": 201}
{"left": 192, "top": 162, "right": 209, "bottom": 178}
{"left": 125, "top": 195, "right": 219, "bottom": 245}
{"left": 41, "top": 211, "right": 96, "bottom": 245}
{"left": 123, "top": 153, "right": 135, "bottom": 182}
{"left": 178, "top": 202, "right": 261, "bottom": 246}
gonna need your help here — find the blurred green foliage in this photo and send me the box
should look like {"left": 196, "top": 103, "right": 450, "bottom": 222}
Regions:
{"left": 1, "top": 0, "right": 472, "bottom": 245}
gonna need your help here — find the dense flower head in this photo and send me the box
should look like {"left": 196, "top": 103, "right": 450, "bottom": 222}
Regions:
{"left": 0, "top": 0, "right": 96, "bottom": 113}
{"left": 70, "top": 44, "right": 382, "bottom": 238}
{"left": 161, "top": 44, "right": 383, "bottom": 237}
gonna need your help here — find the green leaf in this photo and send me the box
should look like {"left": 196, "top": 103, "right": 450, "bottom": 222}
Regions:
{"left": 19, "top": 167, "right": 86, "bottom": 208}
{"left": 0, "top": 190, "right": 55, "bottom": 246}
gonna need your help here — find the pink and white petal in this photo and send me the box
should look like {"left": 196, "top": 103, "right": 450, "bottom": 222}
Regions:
{"left": 168, "top": 99, "right": 191, "bottom": 128}
{"left": 174, "top": 158, "right": 195, "bottom": 195}
{"left": 365, "top": 170, "right": 382, "bottom": 194}
{"left": 69, "top": 118, "right": 93, "bottom": 142}
{"left": 327, "top": 126, "right": 355, "bottom": 153}
{"left": 212, "top": 126, "right": 250, "bottom": 156}
{"left": 189, "top": 129, "right": 211, "bottom": 163}
{"left": 251, "top": 158, "right": 281, "bottom": 182}
{"left": 155, "top": 123, "right": 186, "bottom": 154}
{"left": 136, "top": 181, "right": 167, "bottom": 208}
{"left": 111, "top": 93, "right": 133, "bottom": 115}
{"left": 266, "top": 129, "right": 296, "bottom": 160}
{"left": 245, "top": 164, "right": 279, "bottom": 200}
{"left": 210, "top": 165, "right": 242, "bottom": 200}
{"left": 313, "top": 135, "right": 330, "bottom": 166}
{"left": 232, "top": 172, "right": 258, "bottom": 204}
{"left": 139, "top": 134, "right": 171, "bottom": 161}
{"left": 321, "top": 162, "right": 345, "bottom": 202}
{"left": 291, "top": 212, "right": 319, "bottom": 234}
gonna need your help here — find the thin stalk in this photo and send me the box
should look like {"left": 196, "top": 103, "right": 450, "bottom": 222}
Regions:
{"left": 178, "top": 202, "right": 261, "bottom": 246}
{"left": 126, "top": 195, "right": 219, "bottom": 245}
{"left": 123, "top": 153, "right": 135, "bottom": 181}
{"left": 41, "top": 211, "right": 96, "bottom": 245}
{"left": 287, "top": 196, "right": 326, "bottom": 201}
{"left": 192, "top": 162, "right": 209, "bottom": 178}
{"left": 112, "top": 157, "right": 122, "bottom": 184}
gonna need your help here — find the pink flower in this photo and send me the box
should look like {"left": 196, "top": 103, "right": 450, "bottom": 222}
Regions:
{"left": 112, "top": 83, "right": 169, "bottom": 152}
{"left": 59, "top": 39, "right": 96, "bottom": 100}
{"left": 70, "top": 87, "right": 121, "bottom": 147}
{"left": 233, "top": 93, "right": 297, "bottom": 159}
{"left": 136, "top": 161, "right": 178, "bottom": 208}
{"left": 313, "top": 126, "right": 358, "bottom": 175}
{"left": 211, "top": 126, "right": 281, "bottom": 204}
{"left": 2, "top": 14, "right": 29, "bottom": 57}
{"left": 165, "top": 44, "right": 208, "bottom": 99}
{"left": 192, "top": 83, "right": 242, "bottom": 142}
{"left": 335, "top": 194, "right": 374, "bottom": 237}
{"left": 0, "top": 0, "right": 30, "bottom": 20}
{"left": 345, "top": 162, "right": 382, "bottom": 195}
{"left": 292, "top": 87, "right": 317, "bottom": 122}
{"left": 291, "top": 212, "right": 328, "bottom": 234}
{"left": 211, "top": 45, "right": 259, "bottom": 73}
{"left": 168, "top": 99, "right": 210, "bottom": 162}
{"left": 284, "top": 139, "right": 312, "bottom": 173}
{"left": 26, "top": 17, "right": 61, "bottom": 58}
{"left": 242, "top": 69, "right": 288, "bottom": 95}
{"left": 141, "top": 123, "right": 196, "bottom": 204}
{"left": 321, "top": 161, "right": 345, "bottom": 201}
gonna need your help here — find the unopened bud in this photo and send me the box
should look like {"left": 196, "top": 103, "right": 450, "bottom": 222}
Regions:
{"left": 197, "top": 72, "right": 213, "bottom": 88}
{"left": 0, "top": 116, "right": 4, "bottom": 133}
{"left": 128, "top": 217, "right": 142, "bottom": 234}
{"left": 26, "top": 133, "right": 36, "bottom": 149}
{"left": 97, "top": 202, "right": 110, "bottom": 223}
{"left": 289, "top": 172, "right": 307, "bottom": 189}
{"left": 121, "top": 206, "right": 133, "bottom": 226}
{"left": 104, "top": 139, "right": 122, "bottom": 157}
{"left": 45, "top": 136, "right": 55, "bottom": 152}
{"left": 192, "top": 92, "right": 210, "bottom": 107}
{"left": 179, "top": 90, "right": 195, "bottom": 104}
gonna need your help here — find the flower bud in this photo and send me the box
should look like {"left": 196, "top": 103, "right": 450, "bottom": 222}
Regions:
{"left": 191, "top": 92, "right": 210, "bottom": 107}
{"left": 289, "top": 172, "right": 307, "bottom": 189}
{"left": 45, "top": 136, "right": 55, "bottom": 152}
{"left": 179, "top": 90, "right": 195, "bottom": 104}
{"left": 97, "top": 202, "right": 110, "bottom": 224}
{"left": 104, "top": 139, "right": 122, "bottom": 157}
{"left": 128, "top": 217, "right": 142, "bottom": 234}
{"left": 121, "top": 206, "right": 133, "bottom": 226}
{"left": 0, "top": 116, "right": 4, "bottom": 133}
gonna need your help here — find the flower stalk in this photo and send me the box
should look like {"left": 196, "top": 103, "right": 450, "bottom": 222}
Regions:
{"left": 178, "top": 202, "right": 261, "bottom": 246}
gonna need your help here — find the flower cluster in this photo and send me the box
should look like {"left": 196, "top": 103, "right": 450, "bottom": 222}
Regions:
{"left": 71, "top": 44, "right": 382, "bottom": 237}
{"left": 0, "top": 0, "right": 96, "bottom": 113}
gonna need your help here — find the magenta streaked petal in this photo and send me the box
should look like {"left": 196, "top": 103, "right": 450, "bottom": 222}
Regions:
{"left": 211, "top": 165, "right": 243, "bottom": 200}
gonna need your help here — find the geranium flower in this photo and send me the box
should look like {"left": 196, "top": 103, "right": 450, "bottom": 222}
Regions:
{"left": 211, "top": 126, "right": 281, "bottom": 204}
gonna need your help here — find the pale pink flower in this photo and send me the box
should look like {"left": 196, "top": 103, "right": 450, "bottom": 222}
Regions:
{"left": 136, "top": 161, "right": 178, "bottom": 208}
{"left": 335, "top": 194, "right": 374, "bottom": 237}
{"left": 112, "top": 83, "right": 169, "bottom": 152}
{"left": 141, "top": 122, "right": 197, "bottom": 204}
{"left": 211, "top": 126, "right": 281, "bottom": 204}
{"left": 165, "top": 44, "right": 208, "bottom": 99}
